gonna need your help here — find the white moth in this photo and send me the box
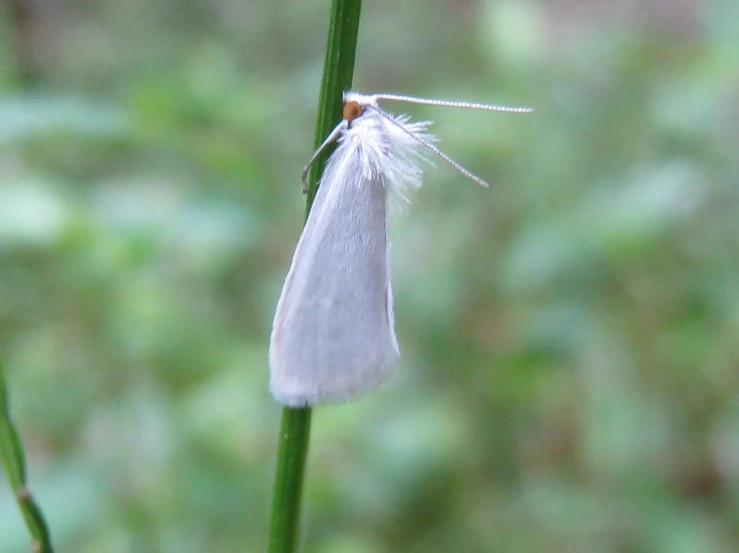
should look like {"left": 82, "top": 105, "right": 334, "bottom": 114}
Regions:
{"left": 270, "top": 91, "right": 532, "bottom": 407}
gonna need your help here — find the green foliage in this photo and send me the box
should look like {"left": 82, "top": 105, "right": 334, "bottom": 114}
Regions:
{"left": 269, "top": 1, "right": 362, "bottom": 553}
{"left": 1, "top": 359, "right": 54, "bottom": 552}
{"left": 1, "top": 1, "right": 738, "bottom": 552}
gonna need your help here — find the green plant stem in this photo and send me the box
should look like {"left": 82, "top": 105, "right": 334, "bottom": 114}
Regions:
{"left": 0, "top": 361, "right": 54, "bottom": 553}
{"left": 267, "top": 1, "right": 362, "bottom": 553}
{"left": 304, "top": 0, "right": 363, "bottom": 212}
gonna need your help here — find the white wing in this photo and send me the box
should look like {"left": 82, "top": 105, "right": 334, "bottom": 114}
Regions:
{"left": 269, "top": 135, "right": 399, "bottom": 406}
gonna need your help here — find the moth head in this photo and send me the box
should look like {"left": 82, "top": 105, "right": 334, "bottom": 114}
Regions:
{"left": 343, "top": 100, "right": 364, "bottom": 127}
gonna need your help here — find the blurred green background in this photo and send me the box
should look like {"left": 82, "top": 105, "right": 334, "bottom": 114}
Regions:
{"left": 1, "top": 0, "right": 738, "bottom": 552}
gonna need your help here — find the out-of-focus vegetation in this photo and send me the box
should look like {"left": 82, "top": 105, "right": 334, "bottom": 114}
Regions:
{"left": 1, "top": 0, "right": 738, "bottom": 552}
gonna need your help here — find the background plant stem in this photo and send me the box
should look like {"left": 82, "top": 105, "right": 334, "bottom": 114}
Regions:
{"left": 0, "top": 361, "right": 55, "bottom": 553}
{"left": 267, "top": 1, "right": 362, "bottom": 552}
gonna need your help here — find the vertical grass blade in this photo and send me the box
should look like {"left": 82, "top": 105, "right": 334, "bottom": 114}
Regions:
{"left": 0, "top": 360, "right": 55, "bottom": 553}
{"left": 267, "top": 1, "right": 362, "bottom": 552}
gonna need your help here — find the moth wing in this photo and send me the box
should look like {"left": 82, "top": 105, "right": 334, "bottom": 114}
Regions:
{"left": 269, "top": 148, "right": 399, "bottom": 406}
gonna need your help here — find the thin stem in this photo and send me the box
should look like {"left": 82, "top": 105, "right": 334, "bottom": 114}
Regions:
{"left": 267, "top": 1, "right": 362, "bottom": 553}
{"left": 0, "top": 360, "right": 55, "bottom": 553}
{"left": 304, "top": 0, "right": 363, "bottom": 211}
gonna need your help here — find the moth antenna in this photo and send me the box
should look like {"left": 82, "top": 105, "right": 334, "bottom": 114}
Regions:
{"left": 373, "top": 93, "right": 533, "bottom": 114}
{"left": 371, "top": 106, "right": 492, "bottom": 188}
